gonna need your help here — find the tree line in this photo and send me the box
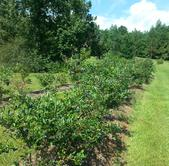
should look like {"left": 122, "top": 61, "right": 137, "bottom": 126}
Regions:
{"left": 0, "top": 0, "right": 168, "bottom": 72}
{"left": 100, "top": 20, "right": 169, "bottom": 60}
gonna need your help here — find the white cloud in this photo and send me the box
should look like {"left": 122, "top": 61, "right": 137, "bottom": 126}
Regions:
{"left": 96, "top": 0, "right": 169, "bottom": 31}
{"left": 95, "top": 16, "right": 113, "bottom": 30}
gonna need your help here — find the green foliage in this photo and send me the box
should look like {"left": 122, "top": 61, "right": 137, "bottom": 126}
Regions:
{"left": 130, "top": 58, "right": 154, "bottom": 85}
{"left": 0, "top": 66, "right": 13, "bottom": 101}
{"left": 17, "top": 0, "right": 99, "bottom": 61}
{"left": 67, "top": 48, "right": 97, "bottom": 81}
{"left": 71, "top": 54, "right": 154, "bottom": 107}
{"left": 0, "top": 0, "right": 21, "bottom": 44}
{"left": 44, "top": 62, "right": 67, "bottom": 73}
{"left": 0, "top": 0, "right": 102, "bottom": 72}
{"left": 55, "top": 72, "right": 71, "bottom": 85}
{"left": 77, "top": 56, "right": 130, "bottom": 107}
{"left": 0, "top": 37, "right": 48, "bottom": 73}
{"left": 0, "top": 0, "right": 163, "bottom": 74}
{"left": 0, "top": 88, "right": 115, "bottom": 165}
{"left": 100, "top": 26, "right": 134, "bottom": 58}
{"left": 0, "top": 1, "right": 157, "bottom": 164}
{"left": 36, "top": 73, "right": 55, "bottom": 89}
{"left": 157, "top": 59, "right": 164, "bottom": 64}
{"left": 37, "top": 72, "right": 71, "bottom": 90}
{"left": 0, "top": 55, "right": 154, "bottom": 165}
{"left": 99, "top": 20, "right": 169, "bottom": 60}
{"left": 20, "top": 70, "right": 30, "bottom": 83}
{"left": 0, "top": 66, "right": 12, "bottom": 85}
{"left": 0, "top": 143, "right": 17, "bottom": 154}
{"left": 0, "top": 126, "right": 29, "bottom": 165}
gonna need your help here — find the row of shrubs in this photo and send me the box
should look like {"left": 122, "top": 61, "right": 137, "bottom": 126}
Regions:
{"left": 0, "top": 55, "right": 154, "bottom": 165}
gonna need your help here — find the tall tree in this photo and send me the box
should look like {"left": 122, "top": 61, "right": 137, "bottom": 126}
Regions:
{"left": 19, "top": 0, "right": 97, "bottom": 61}
{"left": 0, "top": 0, "right": 21, "bottom": 44}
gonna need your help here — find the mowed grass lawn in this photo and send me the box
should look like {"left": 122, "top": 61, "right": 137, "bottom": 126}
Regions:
{"left": 126, "top": 62, "right": 169, "bottom": 166}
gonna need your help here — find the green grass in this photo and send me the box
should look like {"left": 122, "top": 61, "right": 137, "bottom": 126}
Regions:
{"left": 126, "top": 62, "right": 169, "bottom": 166}
{"left": 26, "top": 73, "right": 43, "bottom": 91}
{"left": 0, "top": 126, "right": 29, "bottom": 166}
{"left": 12, "top": 73, "right": 43, "bottom": 92}
{"left": 12, "top": 72, "right": 71, "bottom": 93}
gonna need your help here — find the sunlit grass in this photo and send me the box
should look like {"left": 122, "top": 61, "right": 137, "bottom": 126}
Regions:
{"left": 0, "top": 126, "right": 29, "bottom": 165}
{"left": 126, "top": 62, "right": 169, "bottom": 166}
{"left": 11, "top": 72, "right": 71, "bottom": 93}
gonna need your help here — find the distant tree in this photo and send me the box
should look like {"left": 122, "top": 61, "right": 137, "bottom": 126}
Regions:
{"left": 99, "top": 20, "right": 169, "bottom": 60}
{"left": 128, "top": 30, "right": 148, "bottom": 58}
{"left": 147, "top": 20, "right": 169, "bottom": 59}
{"left": 0, "top": 0, "right": 20, "bottom": 44}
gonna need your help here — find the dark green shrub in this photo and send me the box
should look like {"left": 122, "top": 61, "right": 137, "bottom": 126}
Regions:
{"left": 157, "top": 59, "right": 164, "bottom": 64}
{"left": 0, "top": 54, "right": 154, "bottom": 165}
{"left": 55, "top": 72, "right": 70, "bottom": 85}
{"left": 67, "top": 57, "right": 82, "bottom": 81}
{"left": 0, "top": 143, "right": 17, "bottom": 154}
{"left": 67, "top": 49, "right": 92, "bottom": 81}
{"left": 44, "top": 61, "right": 67, "bottom": 73}
{"left": 76, "top": 56, "right": 132, "bottom": 107}
{"left": 0, "top": 66, "right": 13, "bottom": 101}
{"left": 130, "top": 58, "right": 154, "bottom": 85}
{"left": 37, "top": 73, "right": 56, "bottom": 89}
{"left": 0, "top": 86, "right": 119, "bottom": 165}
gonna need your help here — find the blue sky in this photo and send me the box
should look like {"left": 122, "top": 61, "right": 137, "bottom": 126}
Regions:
{"left": 90, "top": 0, "right": 169, "bottom": 31}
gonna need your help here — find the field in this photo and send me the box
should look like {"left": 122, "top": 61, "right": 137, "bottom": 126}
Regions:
{"left": 126, "top": 62, "right": 169, "bottom": 166}
{"left": 0, "top": 56, "right": 155, "bottom": 165}
{"left": 1, "top": 0, "right": 169, "bottom": 165}
{"left": 0, "top": 54, "right": 169, "bottom": 166}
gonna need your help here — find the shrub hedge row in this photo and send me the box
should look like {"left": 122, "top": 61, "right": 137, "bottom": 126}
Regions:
{"left": 0, "top": 55, "right": 154, "bottom": 165}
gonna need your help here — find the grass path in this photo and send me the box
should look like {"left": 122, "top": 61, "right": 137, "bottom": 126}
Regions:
{"left": 126, "top": 62, "right": 169, "bottom": 166}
